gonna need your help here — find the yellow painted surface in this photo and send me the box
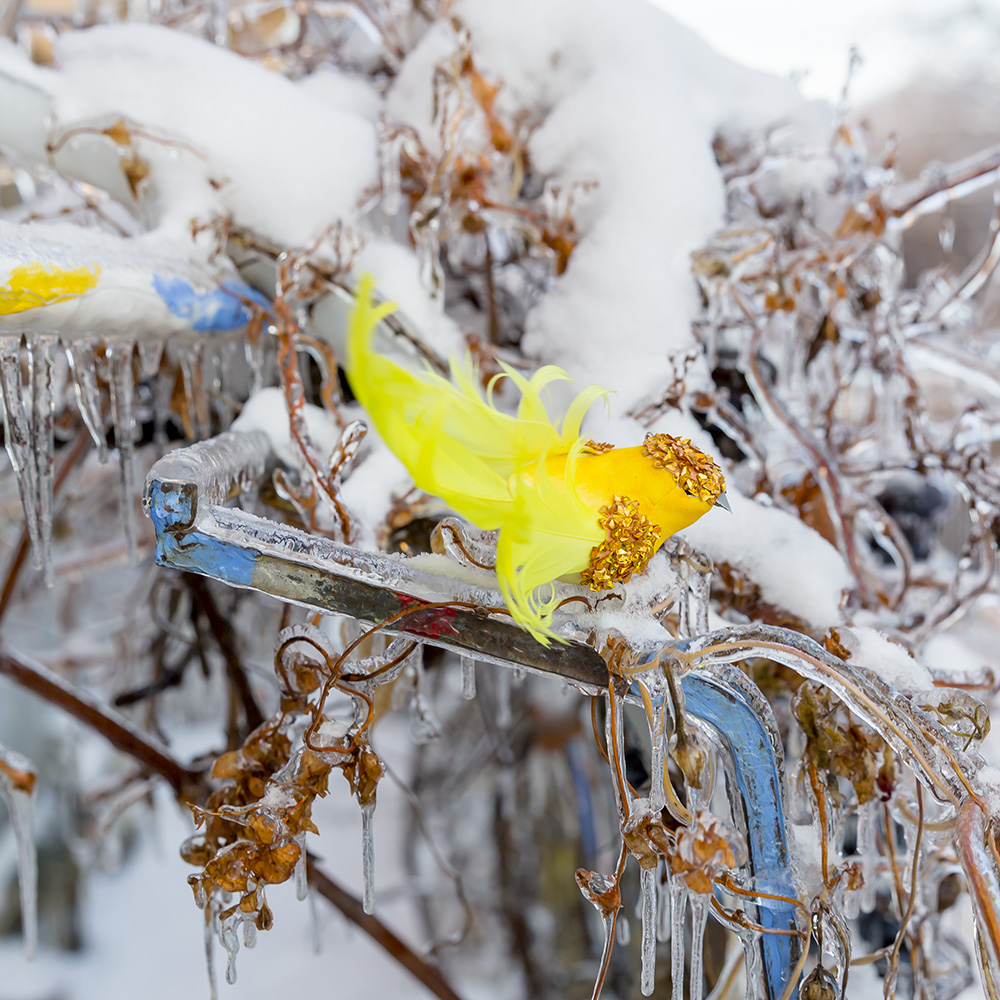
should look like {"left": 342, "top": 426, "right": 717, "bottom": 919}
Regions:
{"left": 0, "top": 262, "right": 101, "bottom": 315}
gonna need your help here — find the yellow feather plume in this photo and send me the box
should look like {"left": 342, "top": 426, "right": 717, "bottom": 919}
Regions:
{"left": 345, "top": 275, "right": 725, "bottom": 644}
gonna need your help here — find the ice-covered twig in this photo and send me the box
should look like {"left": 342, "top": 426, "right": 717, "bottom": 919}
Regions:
{"left": 0, "top": 645, "right": 204, "bottom": 800}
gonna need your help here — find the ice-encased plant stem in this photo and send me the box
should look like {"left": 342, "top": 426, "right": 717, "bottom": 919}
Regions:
{"left": 361, "top": 800, "right": 376, "bottom": 915}
{"left": 640, "top": 864, "right": 657, "bottom": 995}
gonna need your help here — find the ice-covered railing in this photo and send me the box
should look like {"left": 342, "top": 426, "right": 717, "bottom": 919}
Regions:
{"left": 141, "top": 424, "right": 1000, "bottom": 1000}
{"left": 0, "top": 220, "right": 269, "bottom": 582}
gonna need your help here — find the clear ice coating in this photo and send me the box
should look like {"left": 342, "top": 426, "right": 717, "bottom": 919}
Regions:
{"left": 670, "top": 879, "right": 687, "bottom": 1000}
{"left": 640, "top": 865, "right": 657, "bottom": 995}
{"left": 29, "top": 336, "right": 57, "bottom": 586}
{"left": 688, "top": 893, "right": 709, "bottom": 1000}
{"left": 361, "top": 799, "right": 376, "bottom": 915}
{"left": 460, "top": 655, "right": 476, "bottom": 700}
{"left": 107, "top": 341, "right": 137, "bottom": 560}
{"left": 0, "top": 745, "right": 38, "bottom": 960}
{"left": 496, "top": 666, "right": 512, "bottom": 728}
{"left": 221, "top": 913, "right": 240, "bottom": 985}
{"left": 294, "top": 834, "right": 308, "bottom": 901}
{"left": 0, "top": 337, "right": 41, "bottom": 563}
{"left": 66, "top": 341, "right": 108, "bottom": 462}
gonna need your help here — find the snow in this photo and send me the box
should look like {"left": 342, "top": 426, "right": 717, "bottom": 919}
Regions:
{"left": 682, "top": 487, "right": 853, "bottom": 628}
{"left": 441, "top": 0, "right": 827, "bottom": 414}
{"left": 838, "top": 625, "right": 935, "bottom": 693}
{"left": 0, "top": 25, "right": 377, "bottom": 246}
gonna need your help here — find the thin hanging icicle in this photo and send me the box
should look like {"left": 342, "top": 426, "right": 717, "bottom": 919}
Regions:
{"left": 689, "top": 557, "right": 711, "bottom": 635}
{"left": 0, "top": 746, "right": 37, "bottom": 961}
{"left": 204, "top": 908, "right": 219, "bottom": 1000}
{"left": 408, "top": 644, "right": 442, "bottom": 743}
{"left": 107, "top": 341, "right": 137, "bottom": 560}
{"left": 66, "top": 341, "right": 107, "bottom": 462}
{"left": 640, "top": 865, "right": 658, "bottom": 995}
{"left": 294, "top": 836, "right": 308, "bottom": 901}
{"left": 361, "top": 800, "right": 376, "bottom": 915}
{"left": 688, "top": 893, "right": 709, "bottom": 1000}
{"left": 857, "top": 798, "right": 878, "bottom": 912}
{"left": 0, "top": 337, "right": 40, "bottom": 559}
{"left": 496, "top": 667, "right": 512, "bottom": 728}
{"left": 29, "top": 335, "right": 57, "bottom": 586}
{"left": 670, "top": 878, "right": 688, "bottom": 1000}
{"left": 657, "top": 870, "right": 672, "bottom": 943}
{"left": 220, "top": 914, "right": 240, "bottom": 985}
{"left": 136, "top": 339, "right": 164, "bottom": 381}
{"left": 648, "top": 692, "right": 667, "bottom": 814}
{"left": 732, "top": 922, "right": 767, "bottom": 1000}
{"left": 460, "top": 656, "right": 476, "bottom": 700}
{"left": 179, "top": 344, "right": 210, "bottom": 439}
{"left": 616, "top": 915, "right": 631, "bottom": 946}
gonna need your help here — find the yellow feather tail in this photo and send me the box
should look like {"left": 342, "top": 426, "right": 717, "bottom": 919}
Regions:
{"left": 345, "top": 275, "right": 608, "bottom": 643}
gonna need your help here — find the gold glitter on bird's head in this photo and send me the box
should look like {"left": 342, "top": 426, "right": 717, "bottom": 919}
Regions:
{"left": 641, "top": 433, "right": 725, "bottom": 504}
{"left": 582, "top": 495, "right": 660, "bottom": 591}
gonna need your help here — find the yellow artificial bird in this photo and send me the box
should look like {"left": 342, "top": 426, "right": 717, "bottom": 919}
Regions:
{"left": 345, "top": 275, "right": 728, "bottom": 644}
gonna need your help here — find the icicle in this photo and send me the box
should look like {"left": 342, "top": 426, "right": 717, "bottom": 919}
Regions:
{"left": 210, "top": 345, "right": 236, "bottom": 429}
{"left": 294, "top": 835, "right": 308, "bottom": 901}
{"left": 136, "top": 338, "right": 164, "bottom": 380}
{"left": 361, "top": 799, "right": 376, "bottom": 915}
{"left": 640, "top": 865, "right": 658, "bottom": 995}
{"left": 460, "top": 656, "right": 476, "bottom": 700}
{"left": 107, "top": 341, "right": 137, "bottom": 560}
{"left": 28, "top": 335, "right": 57, "bottom": 586}
{"left": 732, "top": 922, "right": 767, "bottom": 1000}
{"left": 649, "top": 695, "right": 667, "bottom": 813}
{"left": 689, "top": 893, "right": 709, "bottom": 1000}
{"left": 689, "top": 558, "right": 711, "bottom": 635}
{"left": 657, "top": 871, "right": 672, "bottom": 942}
{"left": 221, "top": 914, "right": 240, "bottom": 985}
{"left": 180, "top": 344, "right": 211, "bottom": 439}
{"left": 408, "top": 644, "right": 442, "bottom": 743}
{"left": 616, "top": 915, "right": 631, "bottom": 946}
{"left": 857, "top": 798, "right": 878, "bottom": 912}
{"left": 66, "top": 341, "right": 107, "bottom": 462}
{"left": 204, "top": 909, "right": 218, "bottom": 1000}
{"left": 497, "top": 667, "right": 512, "bottom": 728}
{"left": 670, "top": 878, "right": 688, "bottom": 1000}
{"left": 245, "top": 337, "right": 263, "bottom": 396}
{"left": 378, "top": 121, "right": 403, "bottom": 216}
{"left": 0, "top": 337, "right": 40, "bottom": 559}
{"left": 242, "top": 918, "right": 257, "bottom": 948}
{"left": 308, "top": 889, "right": 322, "bottom": 954}
{"left": 0, "top": 747, "right": 37, "bottom": 960}
{"left": 513, "top": 666, "right": 526, "bottom": 682}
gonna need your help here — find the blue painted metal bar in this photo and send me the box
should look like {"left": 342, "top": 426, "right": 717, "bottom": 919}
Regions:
{"left": 681, "top": 672, "right": 800, "bottom": 1000}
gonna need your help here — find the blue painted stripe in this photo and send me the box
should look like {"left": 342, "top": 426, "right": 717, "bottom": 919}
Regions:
{"left": 152, "top": 274, "right": 270, "bottom": 333}
{"left": 681, "top": 673, "right": 799, "bottom": 1000}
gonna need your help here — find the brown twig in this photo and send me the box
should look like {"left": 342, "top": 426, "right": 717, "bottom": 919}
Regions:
{"left": 0, "top": 645, "right": 204, "bottom": 800}
{"left": 306, "top": 856, "right": 466, "bottom": 1000}
{"left": 185, "top": 574, "right": 266, "bottom": 732}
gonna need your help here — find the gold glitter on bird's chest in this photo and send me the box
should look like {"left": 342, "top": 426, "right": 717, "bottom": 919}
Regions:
{"left": 641, "top": 432, "right": 725, "bottom": 503}
{"left": 582, "top": 495, "right": 660, "bottom": 591}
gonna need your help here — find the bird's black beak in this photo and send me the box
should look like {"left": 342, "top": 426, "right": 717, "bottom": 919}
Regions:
{"left": 714, "top": 493, "right": 732, "bottom": 513}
